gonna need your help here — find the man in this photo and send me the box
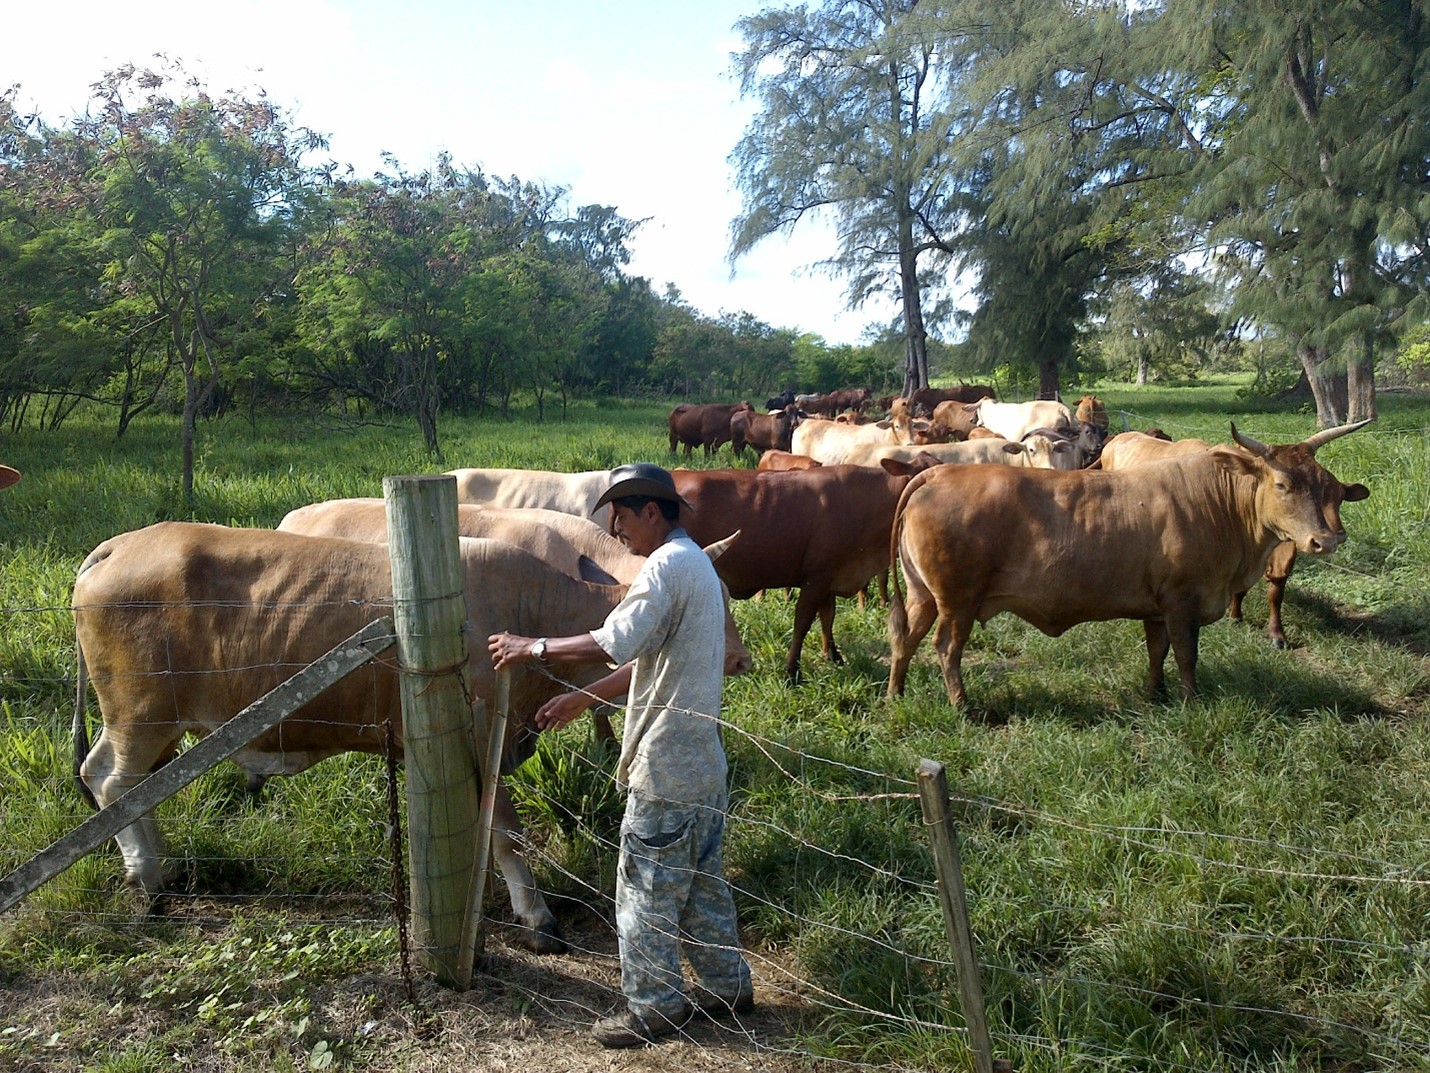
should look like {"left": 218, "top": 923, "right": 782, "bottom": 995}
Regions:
{"left": 488, "top": 462, "right": 753, "bottom": 1049}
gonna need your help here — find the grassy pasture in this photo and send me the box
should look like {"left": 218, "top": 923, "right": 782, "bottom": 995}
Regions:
{"left": 1, "top": 380, "right": 1428, "bottom": 1072}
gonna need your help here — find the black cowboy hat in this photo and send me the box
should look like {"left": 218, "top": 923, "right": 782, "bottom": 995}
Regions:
{"left": 592, "top": 462, "right": 693, "bottom": 513}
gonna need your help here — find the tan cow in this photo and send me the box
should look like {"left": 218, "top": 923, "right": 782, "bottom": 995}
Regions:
{"left": 792, "top": 415, "right": 913, "bottom": 466}
{"left": 279, "top": 500, "right": 640, "bottom": 585}
{"left": 1097, "top": 430, "right": 1369, "bottom": 648}
{"left": 445, "top": 467, "right": 614, "bottom": 529}
{"left": 72, "top": 523, "right": 748, "bottom": 952}
{"left": 887, "top": 422, "right": 1370, "bottom": 708}
{"left": 841, "top": 432, "right": 1084, "bottom": 471}
{"left": 973, "top": 398, "right": 1075, "bottom": 441}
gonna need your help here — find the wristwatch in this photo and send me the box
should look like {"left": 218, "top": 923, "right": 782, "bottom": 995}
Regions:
{"left": 531, "top": 637, "right": 549, "bottom": 663}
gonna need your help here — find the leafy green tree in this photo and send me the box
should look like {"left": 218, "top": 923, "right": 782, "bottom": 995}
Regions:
{"left": 5, "top": 62, "right": 324, "bottom": 504}
{"left": 731, "top": 0, "right": 959, "bottom": 395}
{"left": 1158, "top": 0, "right": 1430, "bottom": 424}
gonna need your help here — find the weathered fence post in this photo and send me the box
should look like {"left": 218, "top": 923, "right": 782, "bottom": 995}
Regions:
{"left": 460, "top": 668, "right": 510, "bottom": 966}
{"left": 385, "top": 474, "right": 481, "bottom": 988}
{"left": 917, "top": 758, "right": 997, "bottom": 1073}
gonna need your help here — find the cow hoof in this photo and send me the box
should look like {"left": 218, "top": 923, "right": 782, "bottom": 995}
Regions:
{"left": 517, "top": 920, "right": 568, "bottom": 956}
{"left": 1270, "top": 637, "right": 1289, "bottom": 650}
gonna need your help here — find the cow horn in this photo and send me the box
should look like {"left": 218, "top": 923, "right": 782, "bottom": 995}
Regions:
{"left": 703, "top": 530, "right": 741, "bottom": 562}
{"left": 1302, "top": 418, "right": 1373, "bottom": 454}
{"left": 1228, "top": 423, "right": 1271, "bottom": 458}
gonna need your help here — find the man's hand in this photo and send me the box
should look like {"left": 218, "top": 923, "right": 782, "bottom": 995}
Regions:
{"left": 534, "top": 691, "right": 590, "bottom": 732}
{"left": 488, "top": 632, "right": 538, "bottom": 670}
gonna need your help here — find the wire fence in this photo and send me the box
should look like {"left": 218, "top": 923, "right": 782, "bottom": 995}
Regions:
{"left": 3, "top": 562, "right": 1429, "bottom": 1071}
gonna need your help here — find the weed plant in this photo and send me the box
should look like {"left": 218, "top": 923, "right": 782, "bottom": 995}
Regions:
{"left": 0, "top": 384, "right": 1428, "bottom": 1070}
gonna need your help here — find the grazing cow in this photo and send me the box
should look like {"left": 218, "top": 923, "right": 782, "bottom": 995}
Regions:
{"left": 756, "top": 450, "right": 822, "bottom": 472}
{"left": 731, "top": 403, "right": 800, "bottom": 456}
{"left": 0, "top": 465, "right": 18, "bottom": 489}
{"left": 842, "top": 432, "right": 1084, "bottom": 471}
{"left": 973, "top": 398, "right": 1075, "bottom": 441}
{"left": 908, "top": 384, "right": 995, "bottom": 416}
{"left": 1097, "top": 431, "right": 1370, "bottom": 648}
{"left": 671, "top": 465, "right": 913, "bottom": 680}
{"left": 798, "top": 387, "right": 872, "bottom": 417}
{"left": 446, "top": 467, "right": 614, "bottom": 529}
{"left": 887, "top": 422, "right": 1370, "bottom": 708}
{"left": 668, "top": 401, "right": 754, "bottom": 457}
{"left": 72, "top": 523, "right": 749, "bottom": 950}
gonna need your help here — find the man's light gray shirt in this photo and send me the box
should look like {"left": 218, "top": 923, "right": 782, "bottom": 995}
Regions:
{"left": 590, "top": 529, "right": 728, "bottom": 802}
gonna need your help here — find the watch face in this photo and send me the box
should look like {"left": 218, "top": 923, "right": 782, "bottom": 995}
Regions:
{"left": 533, "top": 639, "right": 547, "bottom": 661}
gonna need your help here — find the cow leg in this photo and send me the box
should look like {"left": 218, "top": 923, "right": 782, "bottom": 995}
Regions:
{"left": 932, "top": 608, "right": 976, "bottom": 709}
{"left": 787, "top": 586, "right": 833, "bottom": 682}
{"left": 1227, "top": 590, "right": 1247, "bottom": 625}
{"left": 817, "top": 595, "right": 843, "bottom": 664}
{"left": 887, "top": 571, "right": 939, "bottom": 697}
{"left": 1168, "top": 617, "right": 1201, "bottom": 701}
{"left": 78, "top": 726, "right": 179, "bottom": 901}
{"left": 1143, "top": 619, "right": 1170, "bottom": 698}
{"left": 1264, "top": 575, "right": 1289, "bottom": 649}
{"left": 490, "top": 780, "right": 567, "bottom": 954}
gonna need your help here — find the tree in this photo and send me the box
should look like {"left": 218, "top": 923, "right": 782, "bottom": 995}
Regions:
{"left": 731, "top": 0, "right": 960, "bottom": 396}
{"left": 8, "top": 61, "right": 324, "bottom": 505}
{"left": 1160, "top": 0, "right": 1430, "bottom": 425}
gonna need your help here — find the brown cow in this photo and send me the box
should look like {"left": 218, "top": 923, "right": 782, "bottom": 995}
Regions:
{"left": 731, "top": 403, "right": 800, "bottom": 456}
{"left": 1097, "top": 430, "right": 1369, "bottom": 647}
{"left": 929, "top": 401, "right": 980, "bottom": 439}
{"left": 73, "top": 524, "right": 748, "bottom": 951}
{"left": 672, "top": 464, "right": 913, "bottom": 681}
{"left": 797, "top": 387, "right": 871, "bottom": 417}
{"left": 908, "top": 384, "right": 995, "bottom": 416}
{"left": 887, "top": 422, "right": 1370, "bottom": 708}
{"left": 668, "top": 401, "right": 754, "bottom": 457}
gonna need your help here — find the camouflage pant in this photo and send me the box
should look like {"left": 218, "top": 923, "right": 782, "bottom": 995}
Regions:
{"left": 615, "top": 787, "right": 751, "bottom": 1019}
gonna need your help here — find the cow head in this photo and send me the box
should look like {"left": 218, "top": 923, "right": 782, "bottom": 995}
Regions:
{"left": 1221, "top": 421, "right": 1371, "bottom": 555}
{"left": 703, "top": 531, "right": 753, "bottom": 676}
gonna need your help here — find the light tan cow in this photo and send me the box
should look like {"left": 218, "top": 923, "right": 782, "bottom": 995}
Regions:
{"left": 972, "top": 398, "right": 1075, "bottom": 441}
{"left": 73, "top": 523, "right": 748, "bottom": 952}
{"left": 840, "top": 432, "right": 1084, "bottom": 471}
{"left": 445, "top": 467, "right": 614, "bottom": 529}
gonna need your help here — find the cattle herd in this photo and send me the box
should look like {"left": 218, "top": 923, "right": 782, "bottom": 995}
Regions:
{"left": 60, "top": 386, "right": 1372, "bottom": 944}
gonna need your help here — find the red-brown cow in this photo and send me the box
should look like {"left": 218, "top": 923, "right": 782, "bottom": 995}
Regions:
{"left": 755, "top": 450, "right": 822, "bottom": 472}
{"left": 887, "top": 422, "right": 1370, "bottom": 708}
{"left": 797, "top": 387, "right": 871, "bottom": 417}
{"left": 908, "top": 384, "right": 995, "bottom": 416}
{"left": 731, "top": 404, "right": 800, "bottom": 456}
{"left": 668, "top": 401, "right": 754, "bottom": 457}
{"left": 1098, "top": 430, "right": 1370, "bottom": 648}
{"left": 672, "top": 464, "right": 913, "bottom": 681}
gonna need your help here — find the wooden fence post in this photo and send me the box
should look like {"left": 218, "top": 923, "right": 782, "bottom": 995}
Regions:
{"left": 385, "top": 474, "right": 481, "bottom": 989}
{"left": 917, "top": 758, "right": 997, "bottom": 1073}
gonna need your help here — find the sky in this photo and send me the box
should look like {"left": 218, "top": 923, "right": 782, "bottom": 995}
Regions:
{"left": 7, "top": 0, "right": 893, "bottom": 345}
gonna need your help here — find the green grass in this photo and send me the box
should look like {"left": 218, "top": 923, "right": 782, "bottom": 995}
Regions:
{"left": 2, "top": 385, "right": 1429, "bottom": 1070}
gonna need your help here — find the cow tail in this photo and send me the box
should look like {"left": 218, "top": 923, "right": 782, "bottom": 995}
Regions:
{"left": 73, "top": 637, "right": 98, "bottom": 810}
{"left": 887, "top": 468, "right": 937, "bottom": 646}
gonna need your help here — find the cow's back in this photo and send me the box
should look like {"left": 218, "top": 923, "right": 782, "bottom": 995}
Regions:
{"left": 674, "top": 466, "right": 905, "bottom": 597}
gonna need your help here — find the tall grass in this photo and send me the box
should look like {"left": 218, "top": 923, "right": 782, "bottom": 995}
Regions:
{"left": 1, "top": 385, "right": 1428, "bottom": 1071}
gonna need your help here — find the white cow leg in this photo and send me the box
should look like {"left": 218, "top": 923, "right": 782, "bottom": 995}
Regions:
{"left": 489, "top": 783, "right": 566, "bottom": 954}
{"left": 78, "top": 728, "right": 176, "bottom": 902}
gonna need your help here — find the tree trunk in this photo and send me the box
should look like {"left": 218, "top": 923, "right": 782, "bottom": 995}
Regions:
{"left": 1298, "top": 342, "right": 1348, "bottom": 426}
{"left": 181, "top": 369, "right": 197, "bottom": 511}
{"left": 1136, "top": 352, "right": 1149, "bottom": 386}
{"left": 1346, "top": 334, "right": 1377, "bottom": 424}
{"left": 1038, "top": 358, "right": 1060, "bottom": 400}
{"left": 897, "top": 208, "right": 929, "bottom": 397}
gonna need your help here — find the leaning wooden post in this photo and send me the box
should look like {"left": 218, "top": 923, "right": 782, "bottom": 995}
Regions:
{"left": 917, "top": 759, "right": 996, "bottom": 1073}
{"left": 385, "top": 474, "right": 481, "bottom": 989}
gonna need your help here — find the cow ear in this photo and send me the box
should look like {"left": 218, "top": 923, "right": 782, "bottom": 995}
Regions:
{"left": 880, "top": 458, "right": 917, "bottom": 477}
{"left": 1342, "top": 482, "right": 1370, "bottom": 502}
{"left": 1001, "top": 441, "right": 1024, "bottom": 455}
{"left": 1210, "top": 447, "right": 1259, "bottom": 478}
